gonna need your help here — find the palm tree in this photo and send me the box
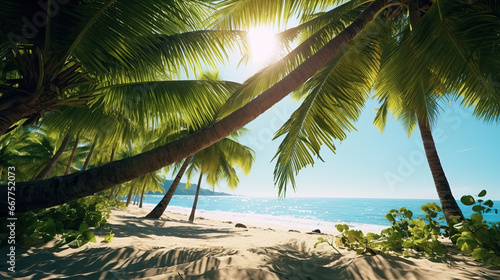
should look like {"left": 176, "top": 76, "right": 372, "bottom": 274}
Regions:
{"left": 0, "top": 0, "right": 410, "bottom": 214}
{"left": 33, "top": 131, "right": 73, "bottom": 180}
{"left": 217, "top": 0, "right": 497, "bottom": 221}
{"left": 0, "top": 0, "right": 247, "bottom": 136}
{"left": 370, "top": 0, "right": 475, "bottom": 220}
{"left": 0, "top": 127, "right": 55, "bottom": 183}
{"left": 145, "top": 156, "right": 193, "bottom": 219}
{"left": 3, "top": 0, "right": 497, "bottom": 218}
{"left": 186, "top": 134, "right": 255, "bottom": 222}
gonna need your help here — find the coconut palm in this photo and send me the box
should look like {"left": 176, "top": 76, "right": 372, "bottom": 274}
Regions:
{"left": 0, "top": 0, "right": 246, "bottom": 136}
{"left": 0, "top": 127, "right": 54, "bottom": 183}
{"left": 145, "top": 156, "right": 193, "bottom": 218}
{"left": 217, "top": 0, "right": 498, "bottom": 221}
{"left": 186, "top": 133, "right": 255, "bottom": 222}
{"left": 0, "top": 0, "right": 406, "bottom": 214}
{"left": 3, "top": 0, "right": 498, "bottom": 217}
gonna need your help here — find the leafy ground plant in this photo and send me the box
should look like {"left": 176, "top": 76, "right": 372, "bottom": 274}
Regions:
{"left": 318, "top": 190, "right": 499, "bottom": 266}
{"left": 1, "top": 195, "right": 124, "bottom": 248}
{"left": 452, "top": 190, "right": 500, "bottom": 266}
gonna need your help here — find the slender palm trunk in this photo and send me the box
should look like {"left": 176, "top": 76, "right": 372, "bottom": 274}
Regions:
{"left": 34, "top": 132, "right": 73, "bottom": 180}
{"left": 107, "top": 145, "right": 118, "bottom": 199}
{"left": 110, "top": 145, "right": 116, "bottom": 162}
{"left": 139, "top": 182, "right": 146, "bottom": 208}
{"left": 82, "top": 139, "right": 97, "bottom": 171}
{"left": 418, "top": 119, "right": 464, "bottom": 220}
{"left": 408, "top": 1, "right": 463, "bottom": 222}
{"left": 108, "top": 188, "right": 115, "bottom": 200}
{"left": 188, "top": 173, "right": 203, "bottom": 222}
{"left": 114, "top": 185, "right": 122, "bottom": 199}
{"left": 125, "top": 181, "right": 137, "bottom": 207}
{"left": 146, "top": 156, "right": 192, "bottom": 218}
{"left": 0, "top": 0, "right": 388, "bottom": 215}
{"left": 64, "top": 135, "right": 80, "bottom": 175}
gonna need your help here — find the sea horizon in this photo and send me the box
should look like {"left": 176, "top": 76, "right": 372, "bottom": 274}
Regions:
{"left": 137, "top": 195, "right": 500, "bottom": 234}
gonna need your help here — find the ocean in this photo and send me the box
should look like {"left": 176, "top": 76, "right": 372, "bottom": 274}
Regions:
{"left": 141, "top": 196, "right": 500, "bottom": 234}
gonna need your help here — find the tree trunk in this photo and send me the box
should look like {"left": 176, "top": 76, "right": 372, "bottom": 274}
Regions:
{"left": 82, "top": 139, "right": 97, "bottom": 171}
{"left": 108, "top": 187, "right": 115, "bottom": 200}
{"left": 107, "top": 145, "right": 118, "bottom": 199}
{"left": 408, "top": 1, "right": 463, "bottom": 222}
{"left": 146, "top": 156, "right": 192, "bottom": 218}
{"left": 34, "top": 132, "right": 73, "bottom": 180}
{"left": 418, "top": 118, "right": 464, "bottom": 221}
{"left": 114, "top": 185, "right": 122, "bottom": 200}
{"left": 125, "top": 181, "right": 137, "bottom": 207}
{"left": 0, "top": 0, "right": 388, "bottom": 215}
{"left": 139, "top": 181, "right": 147, "bottom": 208}
{"left": 110, "top": 145, "right": 116, "bottom": 162}
{"left": 64, "top": 135, "right": 80, "bottom": 175}
{"left": 188, "top": 173, "right": 203, "bottom": 222}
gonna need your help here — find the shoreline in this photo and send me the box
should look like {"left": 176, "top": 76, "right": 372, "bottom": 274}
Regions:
{"left": 5, "top": 205, "right": 499, "bottom": 280}
{"left": 141, "top": 202, "right": 388, "bottom": 235}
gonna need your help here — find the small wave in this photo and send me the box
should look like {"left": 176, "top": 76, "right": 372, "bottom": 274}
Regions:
{"left": 141, "top": 203, "right": 387, "bottom": 234}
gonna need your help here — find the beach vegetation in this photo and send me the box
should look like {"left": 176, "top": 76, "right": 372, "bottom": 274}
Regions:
{"left": 0, "top": 0, "right": 497, "bottom": 245}
{"left": 318, "top": 190, "right": 500, "bottom": 265}
{"left": 1, "top": 195, "right": 124, "bottom": 248}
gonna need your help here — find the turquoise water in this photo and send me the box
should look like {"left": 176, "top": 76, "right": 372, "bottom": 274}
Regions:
{"left": 141, "top": 196, "right": 500, "bottom": 232}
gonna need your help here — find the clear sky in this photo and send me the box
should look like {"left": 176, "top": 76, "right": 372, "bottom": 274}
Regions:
{"left": 175, "top": 30, "right": 500, "bottom": 201}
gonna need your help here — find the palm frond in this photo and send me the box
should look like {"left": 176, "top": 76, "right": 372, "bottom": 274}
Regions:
{"left": 380, "top": 0, "right": 500, "bottom": 123}
{"left": 213, "top": 0, "right": 349, "bottom": 29}
{"left": 273, "top": 17, "right": 386, "bottom": 196}
{"left": 91, "top": 80, "right": 239, "bottom": 130}
{"left": 217, "top": 1, "right": 368, "bottom": 119}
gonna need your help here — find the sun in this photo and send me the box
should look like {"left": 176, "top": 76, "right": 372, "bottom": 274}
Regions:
{"left": 247, "top": 27, "right": 279, "bottom": 68}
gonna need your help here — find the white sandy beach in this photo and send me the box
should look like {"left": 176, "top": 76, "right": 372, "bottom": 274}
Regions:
{"left": 4, "top": 205, "right": 500, "bottom": 280}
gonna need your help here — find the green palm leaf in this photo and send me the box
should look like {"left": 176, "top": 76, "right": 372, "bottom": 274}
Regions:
{"left": 218, "top": 1, "right": 368, "bottom": 119}
{"left": 378, "top": 0, "right": 500, "bottom": 123}
{"left": 273, "top": 18, "right": 386, "bottom": 195}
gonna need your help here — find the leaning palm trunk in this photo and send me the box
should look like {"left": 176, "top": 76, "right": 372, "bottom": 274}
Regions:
{"left": 0, "top": 0, "right": 388, "bottom": 215}
{"left": 64, "top": 135, "right": 80, "bottom": 175}
{"left": 408, "top": 1, "right": 463, "bottom": 222}
{"left": 189, "top": 173, "right": 203, "bottom": 222}
{"left": 418, "top": 119, "right": 464, "bottom": 221}
{"left": 81, "top": 139, "right": 97, "bottom": 171}
{"left": 146, "top": 156, "right": 193, "bottom": 218}
{"left": 125, "top": 181, "right": 137, "bottom": 207}
{"left": 34, "top": 132, "right": 73, "bottom": 180}
{"left": 139, "top": 182, "right": 147, "bottom": 208}
{"left": 107, "top": 146, "right": 118, "bottom": 199}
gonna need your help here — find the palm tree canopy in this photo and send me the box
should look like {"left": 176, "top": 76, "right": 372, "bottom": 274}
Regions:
{"left": 186, "top": 132, "right": 255, "bottom": 190}
{"left": 215, "top": 0, "right": 500, "bottom": 196}
{"left": 0, "top": 0, "right": 247, "bottom": 135}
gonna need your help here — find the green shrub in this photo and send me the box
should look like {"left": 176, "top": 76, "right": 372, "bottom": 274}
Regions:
{"left": 318, "top": 191, "right": 499, "bottom": 266}
{"left": 1, "top": 195, "right": 124, "bottom": 248}
{"left": 451, "top": 190, "right": 500, "bottom": 266}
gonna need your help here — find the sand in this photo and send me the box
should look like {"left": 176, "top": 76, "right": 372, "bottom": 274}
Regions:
{"left": 4, "top": 205, "right": 500, "bottom": 280}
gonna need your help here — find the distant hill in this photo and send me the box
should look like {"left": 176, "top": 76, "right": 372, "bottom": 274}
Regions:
{"left": 146, "top": 180, "right": 233, "bottom": 196}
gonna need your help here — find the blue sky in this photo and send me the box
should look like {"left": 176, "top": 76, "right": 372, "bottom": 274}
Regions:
{"left": 199, "top": 46, "right": 500, "bottom": 200}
